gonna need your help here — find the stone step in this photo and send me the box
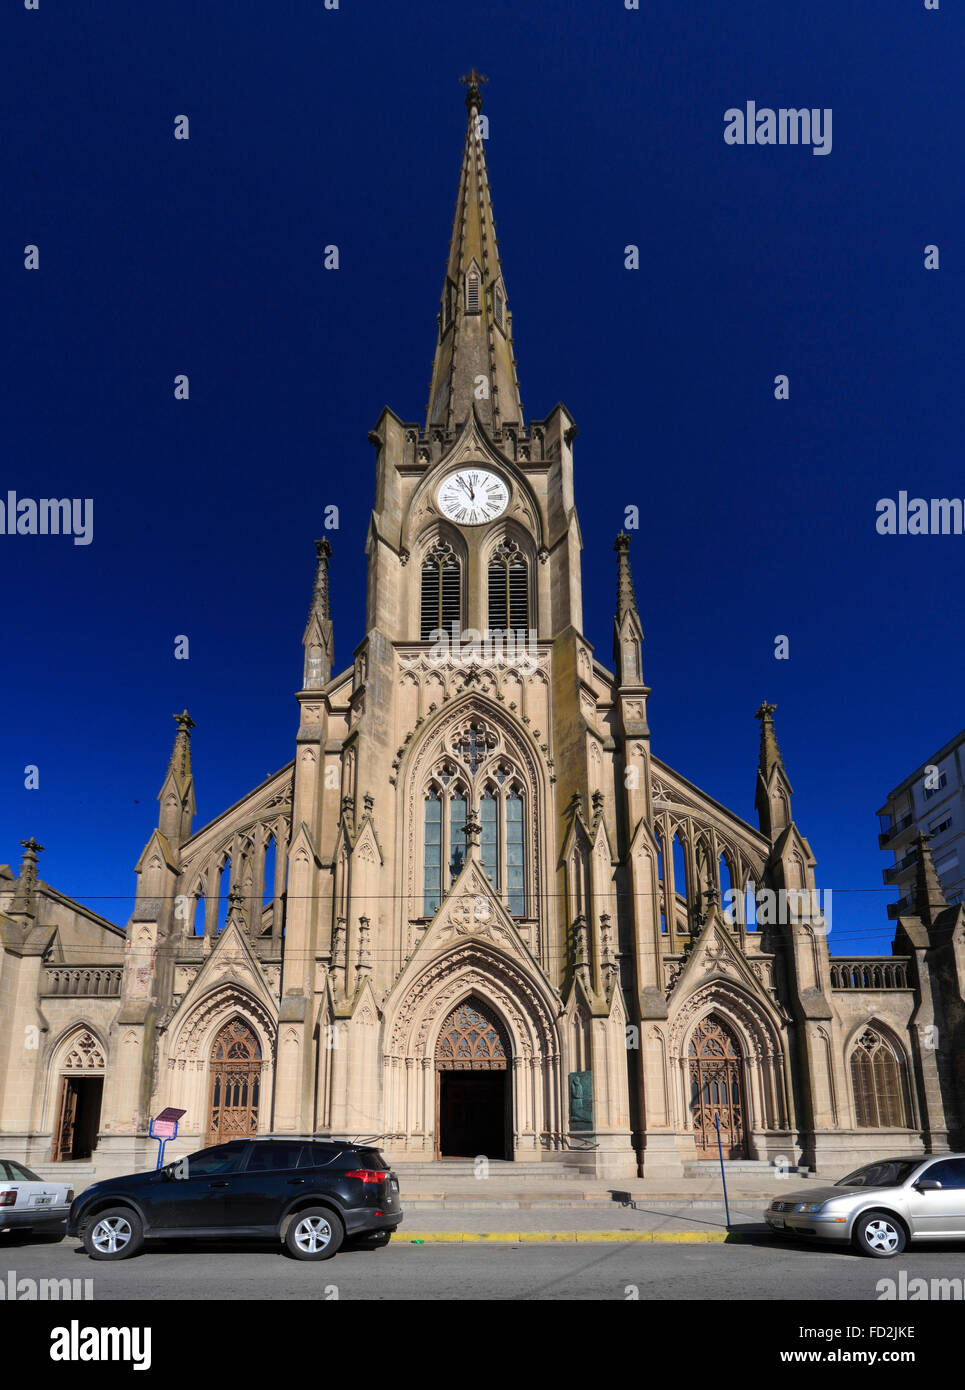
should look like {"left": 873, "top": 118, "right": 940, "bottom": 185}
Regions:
{"left": 389, "top": 1163, "right": 589, "bottom": 1181}
{"left": 24, "top": 1162, "right": 95, "bottom": 1184}
{"left": 683, "top": 1160, "right": 809, "bottom": 1178}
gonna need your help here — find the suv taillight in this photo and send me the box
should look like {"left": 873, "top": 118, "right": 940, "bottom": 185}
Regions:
{"left": 0, "top": 1191, "right": 16, "bottom": 1207}
{"left": 344, "top": 1169, "right": 386, "bottom": 1184}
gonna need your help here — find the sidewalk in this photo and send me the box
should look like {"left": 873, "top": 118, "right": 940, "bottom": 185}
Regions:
{"left": 399, "top": 1204, "right": 769, "bottom": 1242}
{"left": 396, "top": 1175, "right": 781, "bottom": 1241}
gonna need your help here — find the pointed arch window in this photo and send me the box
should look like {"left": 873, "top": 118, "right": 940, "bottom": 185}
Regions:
{"left": 449, "top": 789, "right": 468, "bottom": 883}
{"left": 494, "top": 286, "right": 504, "bottom": 329}
{"left": 505, "top": 789, "right": 525, "bottom": 916}
{"left": 216, "top": 858, "right": 231, "bottom": 933}
{"left": 421, "top": 541, "right": 461, "bottom": 640}
{"left": 422, "top": 765, "right": 527, "bottom": 918}
{"left": 423, "top": 791, "right": 443, "bottom": 916}
{"left": 488, "top": 539, "right": 529, "bottom": 636}
{"left": 466, "top": 268, "right": 480, "bottom": 314}
{"left": 850, "top": 1028, "right": 910, "bottom": 1128}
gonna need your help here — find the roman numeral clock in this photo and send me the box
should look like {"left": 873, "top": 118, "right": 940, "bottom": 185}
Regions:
{"left": 437, "top": 468, "right": 509, "bottom": 525}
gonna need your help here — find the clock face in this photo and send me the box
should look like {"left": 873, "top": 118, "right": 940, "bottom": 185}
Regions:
{"left": 437, "top": 468, "right": 509, "bottom": 525}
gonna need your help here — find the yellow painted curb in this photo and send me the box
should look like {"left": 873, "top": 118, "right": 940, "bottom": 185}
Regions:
{"left": 405, "top": 1231, "right": 736, "bottom": 1244}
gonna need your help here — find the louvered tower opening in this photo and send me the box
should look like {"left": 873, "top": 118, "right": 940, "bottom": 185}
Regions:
{"left": 421, "top": 543, "right": 461, "bottom": 640}
{"left": 488, "top": 543, "right": 528, "bottom": 636}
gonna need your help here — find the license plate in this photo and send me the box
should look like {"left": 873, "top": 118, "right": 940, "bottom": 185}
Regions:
{"left": 770, "top": 1215, "right": 784, "bottom": 1228}
{"left": 31, "top": 1195, "right": 53, "bottom": 1207}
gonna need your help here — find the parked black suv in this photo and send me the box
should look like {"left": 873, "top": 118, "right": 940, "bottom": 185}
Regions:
{"left": 67, "top": 1137, "right": 402, "bottom": 1261}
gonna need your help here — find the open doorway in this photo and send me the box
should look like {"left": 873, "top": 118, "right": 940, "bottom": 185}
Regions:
{"left": 53, "top": 1076, "right": 103, "bottom": 1161}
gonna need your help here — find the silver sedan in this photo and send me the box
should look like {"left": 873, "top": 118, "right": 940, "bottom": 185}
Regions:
{"left": 765, "top": 1154, "right": 965, "bottom": 1257}
{"left": 0, "top": 1159, "right": 73, "bottom": 1241}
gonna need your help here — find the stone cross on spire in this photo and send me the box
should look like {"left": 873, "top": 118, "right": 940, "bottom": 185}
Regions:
{"left": 460, "top": 68, "right": 488, "bottom": 111}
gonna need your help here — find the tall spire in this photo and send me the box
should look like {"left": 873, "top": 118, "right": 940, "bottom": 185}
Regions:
{"left": 615, "top": 533, "right": 638, "bottom": 622}
{"left": 158, "top": 710, "right": 196, "bottom": 847}
{"left": 302, "top": 536, "right": 334, "bottom": 688}
{"left": 755, "top": 701, "right": 783, "bottom": 778}
{"left": 754, "top": 702, "right": 793, "bottom": 842}
{"left": 912, "top": 831, "right": 948, "bottom": 927}
{"left": 425, "top": 73, "right": 523, "bottom": 435}
{"left": 167, "top": 710, "right": 195, "bottom": 791}
{"left": 613, "top": 532, "right": 644, "bottom": 683}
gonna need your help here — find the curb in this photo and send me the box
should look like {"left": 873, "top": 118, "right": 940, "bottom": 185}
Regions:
{"left": 404, "top": 1230, "right": 743, "bottom": 1244}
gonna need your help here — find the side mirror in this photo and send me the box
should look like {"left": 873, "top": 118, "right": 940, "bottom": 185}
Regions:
{"left": 160, "top": 1163, "right": 177, "bottom": 1181}
{"left": 913, "top": 1179, "right": 942, "bottom": 1192}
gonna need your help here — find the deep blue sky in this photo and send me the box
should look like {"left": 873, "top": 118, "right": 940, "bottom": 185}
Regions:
{"left": 2, "top": 1, "right": 961, "bottom": 953}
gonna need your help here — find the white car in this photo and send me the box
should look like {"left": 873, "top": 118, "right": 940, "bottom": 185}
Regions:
{"left": 0, "top": 1160, "right": 73, "bottom": 1242}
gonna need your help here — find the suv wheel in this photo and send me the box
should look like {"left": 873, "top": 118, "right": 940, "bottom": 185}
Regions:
{"left": 852, "top": 1210, "right": 906, "bottom": 1258}
{"left": 285, "top": 1207, "right": 344, "bottom": 1261}
{"left": 84, "top": 1208, "right": 144, "bottom": 1261}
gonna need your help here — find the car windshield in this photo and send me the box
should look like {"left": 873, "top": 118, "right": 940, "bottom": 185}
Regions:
{"left": 835, "top": 1159, "right": 921, "bottom": 1188}
{"left": 1, "top": 1160, "right": 41, "bottom": 1181}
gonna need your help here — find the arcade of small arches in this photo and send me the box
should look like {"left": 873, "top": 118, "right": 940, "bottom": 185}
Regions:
{"left": 178, "top": 814, "right": 291, "bottom": 942}
{"left": 652, "top": 812, "right": 764, "bottom": 942}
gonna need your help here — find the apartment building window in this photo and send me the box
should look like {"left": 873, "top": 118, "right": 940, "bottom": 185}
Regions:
{"left": 923, "top": 770, "right": 948, "bottom": 800}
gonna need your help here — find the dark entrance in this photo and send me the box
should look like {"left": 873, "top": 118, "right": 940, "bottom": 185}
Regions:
{"left": 54, "top": 1076, "right": 103, "bottom": 1161}
{"left": 439, "top": 1071, "right": 507, "bottom": 1159}
{"left": 434, "top": 997, "right": 510, "bottom": 1160}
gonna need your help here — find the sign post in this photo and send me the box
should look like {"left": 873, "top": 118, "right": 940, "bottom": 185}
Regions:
{"left": 149, "top": 1107, "right": 186, "bottom": 1171}
{"left": 714, "top": 1113, "right": 732, "bottom": 1228}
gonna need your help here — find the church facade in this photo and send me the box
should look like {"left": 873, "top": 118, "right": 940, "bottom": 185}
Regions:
{"left": 2, "top": 79, "right": 963, "bottom": 1183}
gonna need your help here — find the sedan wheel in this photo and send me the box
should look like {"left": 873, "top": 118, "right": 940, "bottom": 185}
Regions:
{"left": 84, "top": 1207, "right": 144, "bottom": 1261}
{"left": 284, "top": 1206, "right": 344, "bottom": 1261}
{"left": 853, "top": 1210, "right": 906, "bottom": 1258}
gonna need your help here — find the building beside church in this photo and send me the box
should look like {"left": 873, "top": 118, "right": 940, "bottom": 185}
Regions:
{"left": 2, "top": 78, "right": 964, "bottom": 1183}
{"left": 878, "top": 727, "right": 965, "bottom": 917}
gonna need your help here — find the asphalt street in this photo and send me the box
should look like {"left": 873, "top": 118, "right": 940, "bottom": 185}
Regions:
{"left": 3, "top": 1230, "right": 965, "bottom": 1300}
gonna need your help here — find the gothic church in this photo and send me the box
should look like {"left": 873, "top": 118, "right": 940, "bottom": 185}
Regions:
{"left": 2, "top": 78, "right": 963, "bottom": 1181}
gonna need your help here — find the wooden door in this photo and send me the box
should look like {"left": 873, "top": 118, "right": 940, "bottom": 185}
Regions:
{"left": 54, "top": 1077, "right": 78, "bottom": 1161}
{"left": 206, "top": 1018, "right": 263, "bottom": 1147}
{"left": 689, "top": 1016, "right": 747, "bottom": 1159}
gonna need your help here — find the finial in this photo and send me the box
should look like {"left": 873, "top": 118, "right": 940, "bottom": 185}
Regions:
{"left": 460, "top": 67, "right": 488, "bottom": 112}
{"left": 167, "top": 709, "right": 195, "bottom": 787}
{"left": 755, "top": 701, "right": 783, "bottom": 775}
{"left": 614, "top": 532, "right": 638, "bottom": 620}
{"left": 912, "top": 831, "right": 948, "bottom": 927}
{"left": 12, "top": 838, "right": 44, "bottom": 917}
{"left": 311, "top": 536, "right": 333, "bottom": 621}
{"left": 462, "top": 807, "right": 483, "bottom": 848}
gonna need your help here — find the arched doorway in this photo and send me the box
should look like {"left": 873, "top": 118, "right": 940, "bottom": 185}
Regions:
{"left": 205, "top": 1018, "right": 263, "bottom": 1146}
{"left": 689, "top": 1015, "right": 747, "bottom": 1158}
{"left": 435, "top": 998, "right": 510, "bottom": 1159}
{"left": 51, "top": 1030, "right": 105, "bottom": 1162}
